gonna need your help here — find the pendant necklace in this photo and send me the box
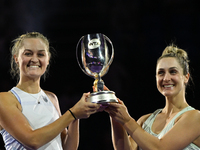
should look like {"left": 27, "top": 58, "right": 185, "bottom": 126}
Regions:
{"left": 16, "top": 86, "right": 45, "bottom": 104}
{"left": 29, "top": 91, "right": 42, "bottom": 104}
{"left": 29, "top": 90, "right": 48, "bottom": 104}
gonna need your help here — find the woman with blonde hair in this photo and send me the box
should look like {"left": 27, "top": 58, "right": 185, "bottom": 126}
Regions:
{"left": 105, "top": 44, "right": 200, "bottom": 150}
{"left": 0, "top": 32, "right": 100, "bottom": 150}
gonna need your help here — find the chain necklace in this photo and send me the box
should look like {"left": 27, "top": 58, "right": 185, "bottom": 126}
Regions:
{"left": 29, "top": 91, "right": 42, "bottom": 104}
{"left": 16, "top": 86, "right": 48, "bottom": 104}
{"left": 29, "top": 90, "right": 49, "bottom": 104}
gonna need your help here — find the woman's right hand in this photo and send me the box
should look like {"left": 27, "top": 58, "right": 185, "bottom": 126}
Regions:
{"left": 70, "top": 92, "right": 100, "bottom": 119}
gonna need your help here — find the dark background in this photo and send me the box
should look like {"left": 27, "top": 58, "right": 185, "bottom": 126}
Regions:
{"left": 1, "top": 0, "right": 200, "bottom": 149}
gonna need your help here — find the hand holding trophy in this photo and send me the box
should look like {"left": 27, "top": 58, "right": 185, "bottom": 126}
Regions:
{"left": 76, "top": 33, "right": 118, "bottom": 104}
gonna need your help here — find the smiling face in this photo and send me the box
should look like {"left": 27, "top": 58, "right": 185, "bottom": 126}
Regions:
{"left": 156, "top": 57, "right": 189, "bottom": 98}
{"left": 14, "top": 38, "right": 50, "bottom": 79}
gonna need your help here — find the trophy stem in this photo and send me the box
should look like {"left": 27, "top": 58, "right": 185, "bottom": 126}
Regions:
{"left": 93, "top": 74, "right": 104, "bottom": 92}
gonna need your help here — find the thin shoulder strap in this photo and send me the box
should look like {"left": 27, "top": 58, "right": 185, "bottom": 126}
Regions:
{"left": 170, "top": 106, "right": 195, "bottom": 123}
{"left": 142, "top": 109, "right": 162, "bottom": 129}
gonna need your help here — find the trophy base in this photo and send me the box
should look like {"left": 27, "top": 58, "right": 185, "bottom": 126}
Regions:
{"left": 87, "top": 91, "right": 118, "bottom": 104}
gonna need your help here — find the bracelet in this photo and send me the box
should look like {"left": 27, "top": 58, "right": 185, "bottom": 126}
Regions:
{"left": 69, "top": 109, "right": 77, "bottom": 120}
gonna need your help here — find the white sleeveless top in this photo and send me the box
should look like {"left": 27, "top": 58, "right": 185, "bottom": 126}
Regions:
{"left": 0, "top": 87, "right": 63, "bottom": 150}
{"left": 139, "top": 106, "right": 200, "bottom": 150}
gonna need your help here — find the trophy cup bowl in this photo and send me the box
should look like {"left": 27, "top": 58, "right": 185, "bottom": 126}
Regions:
{"left": 76, "top": 33, "right": 118, "bottom": 104}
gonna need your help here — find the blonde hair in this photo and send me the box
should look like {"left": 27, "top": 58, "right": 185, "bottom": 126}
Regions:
{"left": 10, "top": 32, "right": 51, "bottom": 81}
{"left": 157, "top": 44, "right": 189, "bottom": 76}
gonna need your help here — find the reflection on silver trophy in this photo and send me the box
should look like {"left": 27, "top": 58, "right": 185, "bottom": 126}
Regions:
{"left": 76, "top": 33, "right": 118, "bottom": 104}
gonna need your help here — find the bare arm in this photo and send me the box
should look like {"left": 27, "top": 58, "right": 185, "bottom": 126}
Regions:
{"left": 102, "top": 86, "right": 137, "bottom": 150}
{"left": 109, "top": 116, "right": 136, "bottom": 150}
{"left": 45, "top": 91, "right": 79, "bottom": 150}
{"left": 62, "top": 120, "right": 79, "bottom": 150}
{"left": 107, "top": 102, "right": 151, "bottom": 150}
{"left": 0, "top": 92, "right": 100, "bottom": 149}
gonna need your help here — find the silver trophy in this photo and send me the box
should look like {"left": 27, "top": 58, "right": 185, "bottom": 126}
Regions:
{"left": 76, "top": 33, "right": 118, "bottom": 104}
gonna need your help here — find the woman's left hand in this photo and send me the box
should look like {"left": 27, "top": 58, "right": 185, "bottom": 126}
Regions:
{"left": 105, "top": 99, "right": 132, "bottom": 125}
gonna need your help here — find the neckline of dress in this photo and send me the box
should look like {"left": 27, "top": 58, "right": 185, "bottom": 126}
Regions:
{"left": 15, "top": 86, "right": 42, "bottom": 95}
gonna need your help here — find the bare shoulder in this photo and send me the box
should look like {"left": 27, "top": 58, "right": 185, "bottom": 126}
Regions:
{"left": 174, "top": 109, "right": 200, "bottom": 130}
{"left": 179, "top": 109, "right": 200, "bottom": 122}
{"left": 0, "top": 91, "right": 20, "bottom": 106}
{"left": 175, "top": 109, "right": 200, "bottom": 147}
{"left": 137, "top": 113, "right": 152, "bottom": 126}
{"left": 0, "top": 91, "right": 21, "bottom": 130}
{"left": 0, "top": 91, "right": 13, "bottom": 98}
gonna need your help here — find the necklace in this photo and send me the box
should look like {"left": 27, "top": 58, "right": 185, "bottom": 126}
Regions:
{"left": 29, "top": 90, "right": 49, "bottom": 104}
{"left": 29, "top": 91, "right": 42, "bottom": 104}
{"left": 16, "top": 86, "right": 48, "bottom": 104}
{"left": 16, "top": 85, "right": 42, "bottom": 104}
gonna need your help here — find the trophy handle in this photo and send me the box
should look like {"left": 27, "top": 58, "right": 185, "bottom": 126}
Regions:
{"left": 99, "top": 35, "right": 114, "bottom": 77}
{"left": 76, "top": 36, "right": 90, "bottom": 76}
